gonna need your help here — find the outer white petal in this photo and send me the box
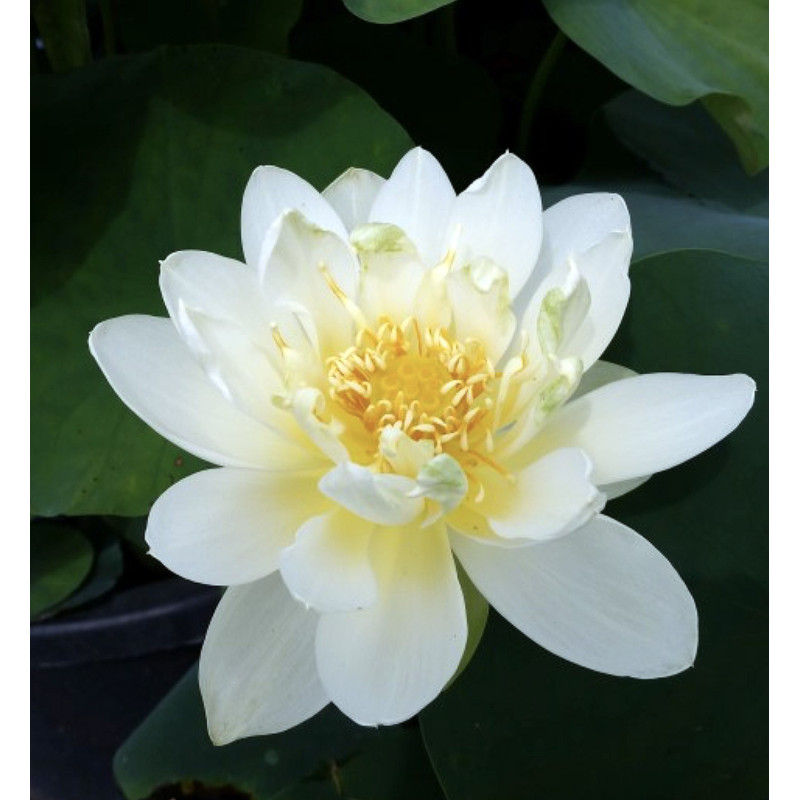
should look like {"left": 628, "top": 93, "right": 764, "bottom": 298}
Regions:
{"left": 566, "top": 362, "right": 652, "bottom": 500}
{"left": 159, "top": 251, "right": 298, "bottom": 428}
{"left": 160, "top": 251, "right": 272, "bottom": 344}
{"left": 524, "top": 192, "right": 631, "bottom": 302}
{"left": 258, "top": 210, "right": 357, "bottom": 357}
{"left": 174, "top": 304, "right": 284, "bottom": 428}
{"left": 478, "top": 448, "right": 604, "bottom": 541}
{"left": 199, "top": 573, "right": 328, "bottom": 744}
{"left": 368, "top": 147, "right": 456, "bottom": 266}
{"left": 88, "top": 316, "right": 319, "bottom": 470}
{"left": 322, "top": 168, "right": 385, "bottom": 232}
{"left": 521, "top": 232, "right": 632, "bottom": 370}
{"left": 315, "top": 522, "right": 467, "bottom": 725}
{"left": 572, "top": 359, "right": 637, "bottom": 400}
{"left": 241, "top": 165, "right": 347, "bottom": 268}
{"left": 279, "top": 509, "right": 377, "bottom": 612}
{"left": 447, "top": 153, "right": 543, "bottom": 298}
{"left": 146, "top": 468, "right": 329, "bottom": 586}
{"left": 451, "top": 515, "right": 698, "bottom": 678}
{"left": 600, "top": 475, "right": 651, "bottom": 500}
{"left": 318, "top": 462, "right": 424, "bottom": 526}
{"left": 529, "top": 373, "right": 756, "bottom": 485}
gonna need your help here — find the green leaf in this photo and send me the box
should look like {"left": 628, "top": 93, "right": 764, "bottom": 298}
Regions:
{"left": 31, "top": 0, "right": 91, "bottom": 72}
{"left": 113, "top": 0, "right": 304, "bottom": 56}
{"left": 420, "top": 251, "right": 766, "bottom": 799}
{"left": 31, "top": 521, "right": 94, "bottom": 619}
{"left": 605, "top": 91, "right": 768, "bottom": 215}
{"left": 542, "top": 0, "right": 768, "bottom": 173}
{"left": 342, "top": 0, "right": 455, "bottom": 24}
{"left": 114, "top": 664, "right": 440, "bottom": 800}
{"left": 49, "top": 531, "right": 124, "bottom": 614}
{"left": 31, "top": 45, "right": 413, "bottom": 517}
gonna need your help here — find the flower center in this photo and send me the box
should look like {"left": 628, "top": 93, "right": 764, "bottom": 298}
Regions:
{"left": 327, "top": 317, "right": 497, "bottom": 455}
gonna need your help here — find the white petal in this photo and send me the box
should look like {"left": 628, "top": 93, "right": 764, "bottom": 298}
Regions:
{"left": 286, "top": 387, "right": 350, "bottom": 464}
{"left": 160, "top": 251, "right": 294, "bottom": 427}
{"left": 199, "top": 573, "right": 328, "bottom": 744}
{"left": 279, "top": 509, "right": 377, "bottom": 612}
{"left": 451, "top": 515, "right": 698, "bottom": 677}
{"left": 527, "top": 192, "right": 631, "bottom": 300}
{"left": 88, "top": 316, "right": 319, "bottom": 470}
{"left": 159, "top": 250, "right": 272, "bottom": 348}
{"left": 522, "top": 234, "right": 631, "bottom": 370}
{"left": 478, "top": 448, "right": 604, "bottom": 541}
{"left": 315, "top": 522, "right": 466, "bottom": 725}
{"left": 368, "top": 147, "right": 456, "bottom": 266}
{"left": 241, "top": 165, "right": 347, "bottom": 268}
{"left": 600, "top": 475, "right": 651, "bottom": 500}
{"left": 146, "top": 468, "right": 328, "bottom": 586}
{"left": 318, "top": 462, "right": 424, "bottom": 525}
{"left": 351, "top": 224, "right": 427, "bottom": 325}
{"left": 572, "top": 359, "right": 637, "bottom": 400}
{"left": 448, "top": 153, "right": 543, "bottom": 298}
{"left": 258, "top": 210, "right": 357, "bottom": 357}
{"left": 531, "top": 373, "right": 756, "bottom": 485}
{"left": 446, "top": 258, "right": 516, "bottom": 363}
{"left": 322, "top": 168, "right": 385, "bottom": 232}
{"left": 174, "top": 304, "right": 284, "bottom": 428}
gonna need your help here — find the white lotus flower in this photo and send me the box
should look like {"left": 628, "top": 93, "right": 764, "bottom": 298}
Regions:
{"left": 89, "top": 148, "right": 755, "bottom": 743}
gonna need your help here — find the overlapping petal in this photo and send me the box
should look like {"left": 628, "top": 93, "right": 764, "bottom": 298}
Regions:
{"left": 146, "top": 468, "right": 328, "bottom": 586}
{"left": 447, "top": 152, "right": 543, "bottom": 299}
{"left": 523, "top": 372, "right": 756, "bottom": 484}
{"left": 199, "top": 573, "right": 328, "bottom": 744}
{"left": 451, "top": 515, "right": 698, "bottom": 678}
{"left": 241, "top": 165, "right": 347, "bottom": 268}
{"left": 279, "top": 509, "right": 377, "bottom": 612}
{"left": 318, "top": 461, "right": 424, "bottom": 525}
{"left": 88, "top": 316, "right": 320, "bottom": 470}
{"left": 315, "top": 521, "right": 467, "bottom": 725}
{"left": 475, "top": 448, "right": 605, "bottom": 542}
{"left": 368, "top": 148, "right": 456, "bottom": 266}
{"left": 258, "top": 210, "right": 358, "bottom": 357}
{"left": 323, "top": 168, "right": 385, "bottom": 232}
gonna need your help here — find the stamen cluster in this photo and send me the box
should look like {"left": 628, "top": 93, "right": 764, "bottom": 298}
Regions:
{"left": 327, "top": 317, "right": 497, "bottom": 457}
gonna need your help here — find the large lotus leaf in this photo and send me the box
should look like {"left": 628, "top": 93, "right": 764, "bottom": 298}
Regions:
{"left": 114, "top": 664, "right": 442, "bottom": 800}
{"left": 31, "top": 45, "right": 412, "bottom": 517}
{"left": 342, "top": 0, "right": 455, "bottom": 24}
{"left": 421, "top": 250, "right": 767, "bottom": 799}
{"left": 543, "top": 0, "right": 768, "bottom": 174}
{"left": 31, "top": 521, "right": 94, "bottom": 619}
{"left": 605, "top": 91, "right": 768, "bottom": 215}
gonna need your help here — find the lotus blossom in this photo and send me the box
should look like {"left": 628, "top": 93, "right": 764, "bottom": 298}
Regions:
{"left": 89, "top": 147, "right": 755, "bottom": 743}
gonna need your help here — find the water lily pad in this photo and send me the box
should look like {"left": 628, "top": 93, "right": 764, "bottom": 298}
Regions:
{"left": 342, "top": 0, "right": 455, "bottom": 24}
{"left": 543, "top": 0, "right": 768, "bottom": 173}
{"left": 114, "top": 664, "right": 441, "bottom": 800}
{"left": 31, "top": 521, "right": 94, "bottom": 619}
{"left": 31, "top": 44, "right": 412, "bottom": 517}
{"left": 605, "top": 91, "right": 768, "bottom": 215}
